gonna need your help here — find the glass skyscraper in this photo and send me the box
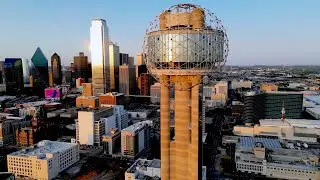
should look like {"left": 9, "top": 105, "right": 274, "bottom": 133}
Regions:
{"left": 22, "top": 58, "right": 30, "bottom": 86}
{"left": 90, "top": 19, "right": 109, "bottom": 95}
{"left": 109, "top": 42, "right": 120, "bottom": 91}
{"left": 30, "top": 47, "right": 49, "bottom": 88}
{"left": 51, "top": 53, "right": 62, "bottom": 85}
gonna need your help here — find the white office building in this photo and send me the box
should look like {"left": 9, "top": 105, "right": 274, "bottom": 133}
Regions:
{"left": 7, "top": 140, "right": 79, "bottom": 180}
{"left": 90, "top": 19, "right": 109, "bottom": 95}
{"left": 121, "top": 121, "right": 152, "bottom": 157}
{"left": 75, "top": 108, "right": 114, "bottom": 146}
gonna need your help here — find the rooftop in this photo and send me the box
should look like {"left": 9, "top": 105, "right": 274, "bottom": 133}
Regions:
{"left": 259, "top": 119, "right": 320, "bottom": 128}
{"left": 9, "top": 140, "right": 77, "bottom": 159}
{"left": 126, "top": 158, "right": 161, "bottom": 174}
{"left": 239, "top": 136, "right": 282, "bottom": 149}
{"left": 122, "top": 120, "right": 152, "bottom": 134}
{"left": 100, "top": 92, "right": 124, "bottom": 97}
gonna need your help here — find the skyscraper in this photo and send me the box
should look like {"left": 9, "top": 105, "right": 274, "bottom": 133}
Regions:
{"left": 119, "top": 53, "right": 129, "bottom": 65}
{"left": 22, "top": 58, "right": 30, "bottom": 86}
{"left": 51, "top": 53, "right": 62, "bottom": 85}
{"left": 90, "top": 19, "right": 109, "bottom": 96}
{"left": 109, "top": 42, "right": 120, "bottom": 91}
{"left": 143, "top": 4, "right": 228, "bottom": 179}
{"left": 128, "top": 56, "right": 134, "bottom": 66}
{"left": 4, "top": 58, "right": 24, "bottom": 91}
{"left": 30, "top": 47, "right": 49, "bottom": 88}
{"left": 136, "top": 53, "right": 144, "bottom": 65}
{"left": 119, "top": 64, "right": 136, "bottom": 95}
{"left": 74, "top": 52, "right": 89, "bottom": 82}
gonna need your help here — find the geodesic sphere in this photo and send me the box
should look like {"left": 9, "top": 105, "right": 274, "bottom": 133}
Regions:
{"left": 143, "top": 4, "right": 228, "bottom": 81}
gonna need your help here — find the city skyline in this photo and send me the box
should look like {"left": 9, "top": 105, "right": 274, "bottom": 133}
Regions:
{"left": 0, "top": 0, "right": 320, "bottom": 65}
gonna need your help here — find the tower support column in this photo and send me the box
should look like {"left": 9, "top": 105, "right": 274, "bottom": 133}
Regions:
{"left": 160, "top": 75, "right": 170, "bottom": 180}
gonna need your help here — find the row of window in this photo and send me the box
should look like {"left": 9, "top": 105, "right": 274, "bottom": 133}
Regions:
{"left": 267, "top": 166, "right": 316, "bottom": 175}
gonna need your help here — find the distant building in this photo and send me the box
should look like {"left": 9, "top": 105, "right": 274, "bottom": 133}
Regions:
{"left": 128, "top": 56, "right": 134, "bottom": 66}
{"left": 75, "top": 108, "right": 114, "bottom": 146}
{"left": 231, "top": 80, "right": 252, "bottom": 89}
{"left": 76, "top": 96, "right": 99, "bottom": 108}
{"left": 109, "top": 42, "right": 120, "bottom": 91}
{"left": 73, "top": 52, "right": 89, "bottom": 82}
{"left": 102, "top": 128, "right": 121, "bottom": 155}
{"left": 120, "top": 53, "right": 129, "bottom": 65}
{"left": 244, "top": 91, "right": 303, "bottom": 122}
{"left": 101, "top": 105, "right": 128, "bottom": 130}
{"left": 90, "top": 19, "right": 109, "bottom": 95}
{"left": 7, "top": 140, "right": 79, "bottom": 180}
{"left": 0, "top": 115, "right": 31, "bottom": 146}
{"left": 121, "top": 120, "right": 152, "bottom": 157}
{"left": 125, "top": 158, "right": 161, "bottom": 180}
{"left": 82, "top": 83, "right": 93, "bottom": 96}
{"left": 233, "top": 119, "right": 320, "bottom": 142}
{"left": 234, "top": 137, "right": 320, "bottom": 180}
{"left": 139, "top": 73, "right": 150, "bottom": 96}
{"left": 51, "top": 53, "right": 62, "bottom": 85}
{"left": 136, "top": 53, "right": 145, "bottom": 65}
{"left": 150, "top": 83, "right": 160, "bottom": 104}
{"left": 119, "top": 64, "right": 136, "bottom": 95}
{"left": 4, "top": 58, "right": 24, "bottom": 91}
{"left": 76, "top": 78, "right": 85, "bottom": 88}
{"left": 16, "top": 127, "right": 39, "bottom": 147}
{"left": 99, "top": 92, "right": 125, "bottom": 106}
{"left": 30, "top": 47, "right": 49, "bottom": 88}
{"left": 22, "top": 58, "right": 30, "bottom": 86}
{"left": 135, "top": 65, "right": 147, "bottom": 80}
{"left": 260, "top": 83, "right": 278, "bottom": 92}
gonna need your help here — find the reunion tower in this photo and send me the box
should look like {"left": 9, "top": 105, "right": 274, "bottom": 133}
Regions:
{"left": 143, "top": 4, "right": 228, "bottom": 180}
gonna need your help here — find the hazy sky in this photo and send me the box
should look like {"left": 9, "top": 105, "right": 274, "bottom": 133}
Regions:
{"left": 0, "top": 0, "right": 319, "bottom": 65}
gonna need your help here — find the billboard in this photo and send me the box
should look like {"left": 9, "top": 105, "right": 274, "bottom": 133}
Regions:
{"left": 45, "top": 88, "right": 61, "bottom": 100}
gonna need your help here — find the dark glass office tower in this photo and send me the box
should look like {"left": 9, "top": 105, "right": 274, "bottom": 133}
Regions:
{"left": 74, "top": 52, "right": 89, "bottom": 82}
{"left": 4, "top": 58, "right": 24, "bottom": 91}
{"left": 120, "top": 53, "right": 129, "bottom": 65}
{"left": 51, "top": 53, "right": 62, "bottom": 85}
{"left": 30, "top": 47, "right": 49, "bottom": 88}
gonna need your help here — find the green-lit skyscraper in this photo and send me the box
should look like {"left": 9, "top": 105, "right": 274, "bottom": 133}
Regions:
{"left": 30, "top": 47, "right": 49, "bottom": 88}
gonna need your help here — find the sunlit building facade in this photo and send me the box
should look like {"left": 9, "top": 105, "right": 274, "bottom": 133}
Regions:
{"left": 90, "top": 19, "right": 109, "bottom": 96}
{"left": 22, "top": 58, "right": 30, "bottom": 86}
{"left": 109, "top": 42, "right": 120, "bottom": 91}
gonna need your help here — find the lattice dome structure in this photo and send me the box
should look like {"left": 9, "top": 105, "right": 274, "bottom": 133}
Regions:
{"left": 143, "top": 4, "right": 228, "bottom": 82}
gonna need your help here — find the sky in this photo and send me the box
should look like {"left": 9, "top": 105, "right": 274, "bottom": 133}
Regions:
{"left": 0, "top": 0, "right": 319, "bottom": 66}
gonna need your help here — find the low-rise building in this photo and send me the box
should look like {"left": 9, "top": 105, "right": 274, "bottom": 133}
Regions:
{"left": 99, "top": 92, "right": 125, "bottom": 106}
{"left": 233, "top": 119, "right": 320, "bottom": 142}
{"left": 0, "top": 115, "right": 31, "bottom": 146}
{"left": 125, "top": 158, "right": 161, "bottom": 180}
{"left": 102, "top": 128, "right": 121, "bottom": 155}
{"left": 121, "top": 121, "right": 152, "bottom": 157}
{"left": 7, "top": 140, "right": 79, "bottom": 180}
{"left": 235, "top": 137, "right": 320, "bottom": 180}
{"left": 76, "top": 96, "right": 99, "bottom": 108}
{"left": 16, "top": 127, "right": 39, "bottom": 147}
